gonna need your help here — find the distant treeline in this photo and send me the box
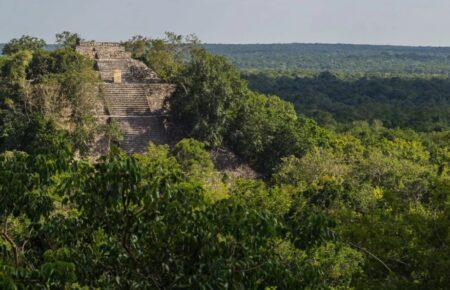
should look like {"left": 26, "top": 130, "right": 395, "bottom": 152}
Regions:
{"left": 3, "top": 42, "right": 450, "bottom": 75}
{"left": 205, "top": 43, "right": 450, "bottom": 75}
{"left": 245, "top": 71, "right": 450, "bottom": 131}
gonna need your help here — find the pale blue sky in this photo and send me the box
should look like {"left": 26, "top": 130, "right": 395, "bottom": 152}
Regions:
{"left": 1, "top": 0, "right": 449, "bottom": 46}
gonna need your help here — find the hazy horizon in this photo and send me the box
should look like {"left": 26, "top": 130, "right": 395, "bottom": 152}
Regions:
{"left": 3, "top": 42, "right": 450, "bottom": 49}
{"left": 1, "top": 0, "right": 450, "bottom": 46}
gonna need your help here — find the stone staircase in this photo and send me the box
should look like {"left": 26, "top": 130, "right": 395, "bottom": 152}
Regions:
{"left": 76, "top": 42, "right": 174, "bottom": 154}
{"left": 102, "top": 83, "right": 169, "bottom": 153}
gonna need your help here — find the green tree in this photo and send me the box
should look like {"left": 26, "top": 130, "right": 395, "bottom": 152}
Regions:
{"left": 230, "top": 92, "right": 332, "bottom": 173}
{"left": 172, "top": 139, "right": 228, "bottom": 202}
{"left": 123, "top": 32, "right": 199, "bottom": 81}
{"left": 55, "top": 31, "right": 82, "bottom": 50}
{"left": 169, "top": 48, "right": 249, "bottom": 146}
{"left": 2, "top": 35, "right": 46, "bottom": 55}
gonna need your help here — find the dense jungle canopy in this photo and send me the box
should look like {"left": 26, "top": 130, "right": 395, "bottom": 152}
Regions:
{"left": 0, "top": 33, "right": 448, "bottom": 289}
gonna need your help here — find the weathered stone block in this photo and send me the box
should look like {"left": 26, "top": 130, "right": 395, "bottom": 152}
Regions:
{"left": 113, "top": 70, "right": 122, "bottom": 83}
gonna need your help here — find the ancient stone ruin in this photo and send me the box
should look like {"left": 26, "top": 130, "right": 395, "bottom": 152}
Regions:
{"left": 76, "top": 41, "right": 175, "bottom": 153}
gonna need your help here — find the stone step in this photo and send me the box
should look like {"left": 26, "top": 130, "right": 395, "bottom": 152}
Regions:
{"left": 104, "top": 106, "right": 151, "bottom": 116}
{"left": 106, "top": 103, "right": 149, "bottom": 106}
{"left": 103, "top": 94, "right": 149, "bottom": 100}
{"left": 103, "top": 90, "right": 149, "bottom": 94}
{"left": 102, "top": 83, "right": 156, "bottom": 88}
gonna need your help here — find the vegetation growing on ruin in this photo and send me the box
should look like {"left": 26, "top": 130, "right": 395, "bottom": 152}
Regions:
{"left": 0, "top": 33, "right": 449, "bottom": 289}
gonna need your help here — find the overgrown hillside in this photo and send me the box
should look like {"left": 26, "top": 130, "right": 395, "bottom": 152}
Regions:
{"left": 0, "top": 34, "right": 449, "bottom": 289}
